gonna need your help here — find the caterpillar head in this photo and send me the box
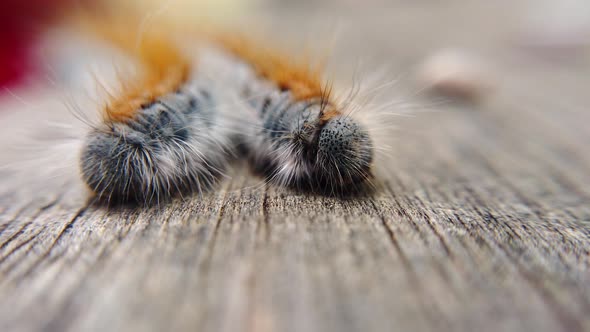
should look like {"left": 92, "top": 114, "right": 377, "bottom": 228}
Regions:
{"left": 315, "top": 115, "right": 373, "bottom": 191}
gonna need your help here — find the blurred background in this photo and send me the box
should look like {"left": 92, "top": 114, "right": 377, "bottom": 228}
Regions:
{"left": 1, "top": 0, "right": 589, "bottom": 93}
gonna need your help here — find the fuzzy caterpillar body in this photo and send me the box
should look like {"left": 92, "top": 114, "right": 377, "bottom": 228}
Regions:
{"left": 200, "top": 43, "right": 375, "bottom": 195}
{"left": 81, "top": 78, "right": 236, "bottom": 204}
{"left": 77, "top": 22, "right": 241, "bottom": 204}
{"left": 78, "top": 17, "right": 380, "bottom": 203}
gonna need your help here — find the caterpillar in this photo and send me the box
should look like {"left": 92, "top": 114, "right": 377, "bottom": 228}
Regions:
{"left": 209, "top": 37, "right": 375, "bottom": 195}
{"left": 78, "top": 23, "right": 238, "bottom": 205}
{"left": 75, "top": 15, "right": 386, "bottom": 203}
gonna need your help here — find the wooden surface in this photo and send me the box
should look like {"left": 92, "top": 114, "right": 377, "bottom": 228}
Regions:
{"left": 0, "top": 2, "right": 589, "bottom": 331}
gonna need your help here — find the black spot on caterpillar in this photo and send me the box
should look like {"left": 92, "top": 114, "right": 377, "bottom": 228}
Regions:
{"left": 80, "top": 80, "right": 236, "bottom": 205}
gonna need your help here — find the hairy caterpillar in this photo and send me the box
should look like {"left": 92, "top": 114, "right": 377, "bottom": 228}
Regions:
{"left": 74, "top": 15, "right": 392, "bottom": 203}
{"left": 78, "top": 24, "right": 238, "bottom": 204}
{"left": 208, "top": 37, "right": 376, "bottom": 195}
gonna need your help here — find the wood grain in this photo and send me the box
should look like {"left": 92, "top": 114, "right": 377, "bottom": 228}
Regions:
{"left": 0, "top": 2, "right": 589, "bottom": 331}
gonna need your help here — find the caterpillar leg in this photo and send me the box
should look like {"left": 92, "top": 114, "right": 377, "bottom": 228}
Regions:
{"left": 81, "top": 82, "right": 234, "bottom": 204}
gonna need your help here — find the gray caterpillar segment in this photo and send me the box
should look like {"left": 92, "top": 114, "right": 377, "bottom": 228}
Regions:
{"left": 259, "top": 96, "right": 272, "bottom": 118}
{"left": 161, "top": 86, "right": 217, "bottom": 128}
{"left": 159, "top": 89, "right": 195, "bottom": 115}
{"left": 259, "top": 92, "right": 292, "bottom": 138}
{"left": 133, "top": 103, "right": 190, "bottom": 142}
{"left": 258, "top": 94, "right": 321, "bottom": 146}
{"left": 80, "top": 81, "right": 233, "bottom": 205}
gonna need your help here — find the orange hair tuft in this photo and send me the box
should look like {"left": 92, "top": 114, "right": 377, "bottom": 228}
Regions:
{"left": 79, "top": 15, "right": 191, "bottom": 122}
{"left": 215, "top": 34, "right": 333, "bottom": 104}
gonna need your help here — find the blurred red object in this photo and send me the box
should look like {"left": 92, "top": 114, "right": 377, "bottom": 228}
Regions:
{"left": 0, "top": 0, "right": 74, "bottom": 88}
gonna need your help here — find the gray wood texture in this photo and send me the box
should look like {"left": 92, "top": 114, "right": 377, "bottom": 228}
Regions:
{"left": 0, "top": 2, "right": 589, "bottom": 331}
